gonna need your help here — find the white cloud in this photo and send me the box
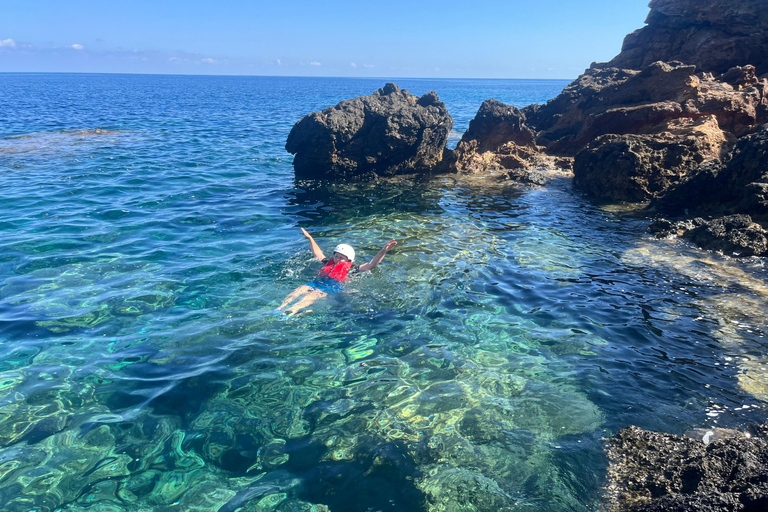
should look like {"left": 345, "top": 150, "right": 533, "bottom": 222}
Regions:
{"left": 364, "top": 64, "right": 375, "bottom": 69}
{"left": 310, "top": 61, "right": 321, "bottom": 66}
{"left": 275, "top": 59, "right": 281, "bottom": 66}
{"left": 350, "top": 62, "right": 357, "bottom": 68}
{"left": 71, "top": 43, "right": 84, "bottom": 50}
{"left": 201, "top": 57, "right": 216, "bottom": 64}
{"left": 0, "top": 38, "right": 16, "bottom": 48}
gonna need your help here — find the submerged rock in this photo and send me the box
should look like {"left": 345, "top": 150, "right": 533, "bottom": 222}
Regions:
{"left": 603, "top": 424, "right": 768, "bottom": 512}
{"left": 285, "top": 83, "right": 452, "bottom": 179}
{"left": 649, "top": 214, "right": 768, "bottom": 257}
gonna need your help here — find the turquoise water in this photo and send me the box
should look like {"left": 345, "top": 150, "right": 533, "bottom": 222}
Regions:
{"left": 1, "top": 73, "right": 767, "bottom": 512}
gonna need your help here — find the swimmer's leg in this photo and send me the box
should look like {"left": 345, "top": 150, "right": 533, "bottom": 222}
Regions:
{"left": 285, "top": 289, "right": 327, "bottom": 317}
{"left": 276, "top": 285, "right": 314, "bottom": 311}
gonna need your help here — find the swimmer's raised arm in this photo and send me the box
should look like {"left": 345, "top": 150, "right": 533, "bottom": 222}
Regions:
{"left": 301, "top": 228, "right": 326, "bottom": 261}
{"left": 358, "top": 240, "right": 397, "bottom": 273}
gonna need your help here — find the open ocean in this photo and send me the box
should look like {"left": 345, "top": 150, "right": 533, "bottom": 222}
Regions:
{"left": 1, "top": 73, "right": 767, "bottom": 512}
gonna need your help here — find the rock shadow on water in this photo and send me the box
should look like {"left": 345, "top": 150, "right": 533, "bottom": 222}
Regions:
{"left": 285, "top": 177, "right": 445, "bottom": 225}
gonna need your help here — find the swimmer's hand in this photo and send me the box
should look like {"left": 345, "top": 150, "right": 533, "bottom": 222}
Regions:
{"left": 359, "top": 239, "right": 397, "bottom": 272}
{"left": 301, "top": 227, "right": 326, "bottom": 261}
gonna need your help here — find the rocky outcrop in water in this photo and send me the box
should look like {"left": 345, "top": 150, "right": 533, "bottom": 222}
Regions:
{"left": 646, "top": 121, "right": 768, "bottom": 256}
{"left": 652, "top": 123, "right": 768, "bottom": 222}
{"left": 445, "top": 0, "right": 768, "bottom": 255}
{"left": 285, "top": 83, "right": 452, "bottom": 179}
{"left": 603, "top": 424, "right": 768, "bottom": 512}
{"left": 443, "top": 99, "right": 572, "bottom": 182}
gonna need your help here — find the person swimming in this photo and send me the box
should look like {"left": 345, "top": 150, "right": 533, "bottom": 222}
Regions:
{"left": 276, "top": 228, "right": 397, "bottom": 317}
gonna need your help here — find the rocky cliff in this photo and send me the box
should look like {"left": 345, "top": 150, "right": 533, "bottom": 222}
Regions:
{"left": 607, "top": 0, "right": 768, "bottom": 75}
{"left": 449, "top": 0, "right": 768, "bottom": 256}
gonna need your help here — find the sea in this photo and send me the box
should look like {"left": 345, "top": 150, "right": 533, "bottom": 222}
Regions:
{"left": 1, "top": 73, "right": 767, "bottom": 512}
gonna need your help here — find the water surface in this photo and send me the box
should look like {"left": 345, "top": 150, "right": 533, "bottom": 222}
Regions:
{"left": 0, "top": 74, "right": 767, "bottom": 512}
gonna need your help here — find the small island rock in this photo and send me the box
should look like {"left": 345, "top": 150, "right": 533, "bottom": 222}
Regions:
{"left": 285, "top": 83, "right": 452, "bottom": 179}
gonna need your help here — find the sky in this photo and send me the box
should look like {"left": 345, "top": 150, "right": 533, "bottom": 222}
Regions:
{"left": 0, "top": 0, "right": 652, "bottom": 79}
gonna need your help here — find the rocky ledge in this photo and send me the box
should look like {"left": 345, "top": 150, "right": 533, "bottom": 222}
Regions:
{"left": 285, "top": 83, "right": 452, "bottom": 180}
{"left": 603, "top": 424, "right": 768, "bottom": 512}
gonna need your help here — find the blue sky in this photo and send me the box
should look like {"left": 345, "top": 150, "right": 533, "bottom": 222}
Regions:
{"left": 1, "top": 0, "right": 651, "bottom": 78}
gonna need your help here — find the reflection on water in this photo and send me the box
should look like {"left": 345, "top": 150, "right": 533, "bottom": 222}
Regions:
{"left": 623, "top": 241, "right": 768, "bottom": 409}
{"left": 1, "top": 74, "right": 767, "bottom": 512}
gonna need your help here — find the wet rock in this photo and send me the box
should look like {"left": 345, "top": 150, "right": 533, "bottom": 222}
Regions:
{"left": 443, "top": 99, "right": 575, "bottom": 182}
{"left": 650, "top": 214, "right": 768, "bottom": 257}
{"left": 444, "top": 99, "right": 541, "bottom": 174}
{"left": 606, "top": 0, "right": 768, "bottom": 75}
{"left": 456, "top": 99, "right": 536, "bottom": 154}
{"left": 603, "top": 424, "right": 768, "bottom": 512}
{"left": 285, "top": 83, "right": 453, "bottom": 179}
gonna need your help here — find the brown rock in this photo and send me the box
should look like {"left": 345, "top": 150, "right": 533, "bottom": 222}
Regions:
{"left": 652, "top": 122, "right": 768, "bottom": 223}
{"left": 573, "top": 116, "right": 729, "bottom": 202}
{"left": 529, "top": 61, "right": 768, "bottom": 156}
{"left": 445, "top": 99, "right": 543, "bottom": 174}
{"left": 607, "top": 0, "right": 768, "bottom": 75}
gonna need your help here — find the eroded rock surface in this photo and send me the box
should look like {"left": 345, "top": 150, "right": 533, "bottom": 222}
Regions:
{"left": 444, "top": 99, "right": 572, "bottom": 182}
{"left": 653, "top": 123, "right": 768, "bottom": 222}
{"left": 286, "top": 83, "right": 452, "bottom": 179}
{"left": 607, "top": 0, "right": 768, "bottom": 75}
{"left": 573, "top": 116, "right": 730, "bottom": 202}
{"left": 604, "top": 424, "right": 768, "bottom": 512}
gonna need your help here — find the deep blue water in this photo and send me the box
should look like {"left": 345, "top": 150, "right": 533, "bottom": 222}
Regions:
{"left": 1, "top": 73, "right": 767, "bottom": 512}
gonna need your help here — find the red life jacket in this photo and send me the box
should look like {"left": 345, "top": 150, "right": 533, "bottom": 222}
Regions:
{"left": 318, "top": 259, "right": 353, "bottom": 282}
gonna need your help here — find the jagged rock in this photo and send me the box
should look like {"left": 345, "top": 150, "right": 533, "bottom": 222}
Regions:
{"left": 573, "top": 115, "right": 729, "bottom": 202}
{"left": 652, "top": 122, "right": 768, "bottom": 224}
{"left": 444, "top": 99, "right": 540, "bottom": 174}
{"left": 285, "top": 83, "right": 452, "bottom": 179}
{"left": 456, "top": 99, "right": 536, "bottom": 153}
{"left": 649, "top": 214, "right": 768, "bottom": 257}
{"left": 528, "top": 61, "right": 768, "bottom": 156}
{"left": 603, "top": 424, "right": 768, "bottom": 512}
{"left": 607, "top": 0, "right": 768, "bottom": 75}
{"left": 441, "top": 99, "right": 573, "bottom": 179}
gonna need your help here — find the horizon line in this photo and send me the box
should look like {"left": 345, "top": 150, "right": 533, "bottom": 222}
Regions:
{"left": 0, "top": 70, "right": 577, "bottom": 81}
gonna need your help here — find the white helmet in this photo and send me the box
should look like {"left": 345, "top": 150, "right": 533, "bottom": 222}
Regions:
{"left": 333, "top": 244, "right": 355, "bottom": 262}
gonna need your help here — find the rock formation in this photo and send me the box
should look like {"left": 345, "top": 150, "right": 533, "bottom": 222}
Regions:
{"left": 286, "top": 83, "right": 452, "bottom": 180}
{"left": 447, "top": 0, "right": 768, "bottom": 255}
{"left": 607, "top": 0, "right": 768, "bottom": 75}
{"left": 652, "top": 123, "right": 768, "bottom": 222}
{"left": 443, "top": 99, "right": 572, "bottom": 183}
{"left": 603, "top": 424, "right": 768, "bottom": 512}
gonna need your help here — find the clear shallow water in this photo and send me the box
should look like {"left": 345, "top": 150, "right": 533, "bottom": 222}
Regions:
{"left": 0, "top": 73, "right": 767, "bottom": 512}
